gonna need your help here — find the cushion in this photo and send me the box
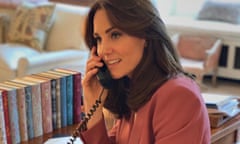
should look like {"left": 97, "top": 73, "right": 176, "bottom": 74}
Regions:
{"left": 196, "top": 0, "right": 240, "bottom": 24}
{"left": 177, "top": 35, "right": 216, "bottom": 60}
{"left": 6, "top": 2, "right": 56, "bottom": 51}
{"left": 46, "top": 4, "right": 89, "bottom": 51}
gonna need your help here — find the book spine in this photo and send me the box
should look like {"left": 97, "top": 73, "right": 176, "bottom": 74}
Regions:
{"left": 50, "top": 79, "right": 57, "bottom": 130}
{"left": 60, "top": 76, "right": 67, "bottom": 127}
{"left": 66, "top": 75, "right": 73, "bottom": 125}
{"left": 16, "top": 88, "right": 28, "bottom": 142}
{"left": 73, "top": 73, "right": 82, "bottom": 124}
{"left": 1, "top": 91, "right": 12, "bottom": 144}
{"left": 41, "top": 81, "right": 53, "bottom": 134}
{"left": 25, "top": 86, "right": 34, "bottom": 139}
{"left": 31, "top": 84, "right": 43, "bottom": 137}
{"left": 55, "top": 79, "right": 62, "bottom": 128}
{"left": 0, "top": 92, "right": 7, "bottom": 144}
{"left": 7, "top": 90, "right": 21, "bottom": 143}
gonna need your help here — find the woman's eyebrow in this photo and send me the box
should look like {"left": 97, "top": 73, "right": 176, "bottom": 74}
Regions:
{"left": 105, "top": 26, "right": 115, "bottom": 33}
{"left": 94, "top": 26, "right": 116, "bottom": 37}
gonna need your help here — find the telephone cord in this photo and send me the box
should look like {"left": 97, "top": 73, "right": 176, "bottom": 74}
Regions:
{"left": 67, "top": 88, "right": 105, "bottom": 144}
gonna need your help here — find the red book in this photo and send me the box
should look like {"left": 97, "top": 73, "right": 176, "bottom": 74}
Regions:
{"left": 0, "top": 89, "right": 12, "bottom": 144}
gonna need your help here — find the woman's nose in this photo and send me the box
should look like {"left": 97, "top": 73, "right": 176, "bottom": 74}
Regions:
{"left": 98, "top": 42, "right": 112, "bottom": 56}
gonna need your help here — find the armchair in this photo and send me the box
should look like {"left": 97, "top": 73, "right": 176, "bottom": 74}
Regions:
{"left": 172, "top": 34, "right": 222, "bottom": 87}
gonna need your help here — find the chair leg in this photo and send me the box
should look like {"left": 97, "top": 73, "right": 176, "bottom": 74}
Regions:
{"left": 211, "top": 69, "right": 218, "bottom": 87}
{"left": 196, "top": 74, "right": 208, "bottom": 90}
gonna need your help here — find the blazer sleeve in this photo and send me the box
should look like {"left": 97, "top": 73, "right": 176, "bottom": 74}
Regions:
{"left": 152, "top": 84, "right": 211, "bottom": 144}
{"left": 80, "top": 117, "right": 116, "bottom": 144}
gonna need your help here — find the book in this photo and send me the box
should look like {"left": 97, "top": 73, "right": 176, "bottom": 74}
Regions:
{"left": 2, "top": 81, "right": 29, "bottom": 142}
{"left": 202, "top": 93, "right": 239, "bottom": 115}
{"left": 54, "top": 68, "right": 82, "bottom": 124}
{"left": 0, "top": 89, "right": 12, "bottom": 144}
{"left": 31, "top": 74, "right": 58, "bottom": 130}
{"left": 11, "top": 78, "right": 43, "bottom": 137}
{"left": 47, "top": 70, "right": 68, "bottom": 128}
{"left": 0, "top": 90, "right": 7, "bottom": 144}
{"left": 49, "top": 69, "right": 74, "bottom": 126}
{"left": 23, "top": 75, "right": 53, "bottom": 134}
{"left": 0, "top": 85, "right": 21, "bottom": 144}
{"left": 34, "top": 72, "right": 63, "bottom": 129}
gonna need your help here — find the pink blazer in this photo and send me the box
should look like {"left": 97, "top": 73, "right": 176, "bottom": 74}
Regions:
{"left": 81, "top": 76, "right": 211, "bottom": 144}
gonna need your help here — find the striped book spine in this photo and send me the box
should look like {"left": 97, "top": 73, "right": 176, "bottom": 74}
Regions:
{"left": 54, "top": 68, "right": 82, "bottom": 123}
{"left": 24, "top": 86, "right": 34, "bottom": 139}
{"left": 0, "top": 90, "right": 7, "bottom": 144}
{"left": 23, "top": 76, "right": 53, "bottom": 134}
{"left": 2, "top": 81, "right": 28, "bottom": 142}
{"left": 0, "top": 85, "right": 20, "bottom": 144}
{"left": 11, "top": 78, "right": 43, "bottom": 137}
{"left": 0, "top": 89, "right": 12, "bottom": 144}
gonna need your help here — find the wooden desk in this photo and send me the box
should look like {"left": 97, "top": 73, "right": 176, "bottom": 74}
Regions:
{"left": 211, "top": 114, "right": 240, "bottom": 144}
{"left": 21, "top": 115, "right": 240, "bottom": 144}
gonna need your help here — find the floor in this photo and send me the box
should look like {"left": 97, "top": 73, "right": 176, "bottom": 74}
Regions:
{"left": 201, "top": 77, "right": 240, "bottom": 143}
{"left": 201, "top": 77, "right": 240, "bottom": 97}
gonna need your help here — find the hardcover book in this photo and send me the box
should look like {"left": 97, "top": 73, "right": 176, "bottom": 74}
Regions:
{"left": 23, "top": 76, "right": 53, "bottom": 134}
{"left": 49, "top": 69, "right": 74, "bottom": 126}
{"left": 2, "top": 81, "right": 29, "bottom": 142}
{"left": 47, "top": 70, "right": 68, "bottom": 128}
{"left": 11, "top": 78, "right": 43, "bottom": 137}
{"left": 0, "top": 89, "right": 12, "bottom": 144}
{"left": 34, "top": 72, "right": 63, "bottom": 129}
{"left": 0, "top": 85, "right": 20, "bottom": 144}
{"left": 0, "top": 90, "right": 7, "bottom": 144}
{"left": 54, "top": 68, "right": 83, "bottom": 124}
{"left": 31, "top": 74, "right": 58, "bottom": 130}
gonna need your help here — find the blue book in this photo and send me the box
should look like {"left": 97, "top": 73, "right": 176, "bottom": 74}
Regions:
{"left": 53, "top": 69, "right": 74, "bottom": 125}
{"left": 47, "top": 70, "right": 68, "bottom": 127}
{"left": 24, "top": 86, "right": 34, "bottom": 139}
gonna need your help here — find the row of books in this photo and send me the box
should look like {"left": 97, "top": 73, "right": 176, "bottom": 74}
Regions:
{"left": 0, "top": 68, "right": 83, "bottom": 144}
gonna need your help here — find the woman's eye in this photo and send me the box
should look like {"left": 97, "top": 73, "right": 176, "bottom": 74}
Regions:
{"left": 111, "top": 32, "right": 121, "bottom": 39}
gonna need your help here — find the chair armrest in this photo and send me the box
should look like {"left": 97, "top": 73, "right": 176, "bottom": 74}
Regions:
{"left": 204, "top": 39, "right": 222, "bottom": 68}
{"left": 17, "top": 50, "right": 89, "bottom": 77}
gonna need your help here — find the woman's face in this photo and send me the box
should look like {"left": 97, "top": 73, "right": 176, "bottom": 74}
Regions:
{"left": 93, "top": 9, "right": 145, "bottom": 79}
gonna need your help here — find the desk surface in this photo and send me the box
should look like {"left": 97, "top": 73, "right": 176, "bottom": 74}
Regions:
{"left": 22, "top": 115, "right": 240, "bottom": 144}
{"left": 211, "top": 114, "right": 240, "bottom": 143}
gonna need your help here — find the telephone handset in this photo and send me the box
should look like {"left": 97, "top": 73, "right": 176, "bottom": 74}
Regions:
{"left": 67, "top": 47, "right": 113, "bottom": 144}
{"left": 96, "top": 61, "right": 113, "bottom": 89}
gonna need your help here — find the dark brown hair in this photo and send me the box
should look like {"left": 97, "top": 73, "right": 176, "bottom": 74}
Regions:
{"left": 84, "top": 0, "right": 185, "bottom": 119}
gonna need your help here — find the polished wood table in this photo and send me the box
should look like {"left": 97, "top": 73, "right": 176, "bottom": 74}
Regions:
{"left": 21, "top": 115, "right": 240, "bottom": 144}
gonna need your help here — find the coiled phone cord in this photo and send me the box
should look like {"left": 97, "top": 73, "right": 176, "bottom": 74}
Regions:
{"left": 67, "top": 88, "right": 105, "bottom": 144}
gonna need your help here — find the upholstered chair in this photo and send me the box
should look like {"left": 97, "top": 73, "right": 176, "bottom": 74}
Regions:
{"left": 171, "top": 34, "right": 222, "bottom": 87}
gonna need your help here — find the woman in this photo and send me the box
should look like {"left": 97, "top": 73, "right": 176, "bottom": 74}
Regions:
{"left": 75, "top": 0, "right": 211, "bottom": 143}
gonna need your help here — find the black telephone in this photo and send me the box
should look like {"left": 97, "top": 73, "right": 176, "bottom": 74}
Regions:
{"left": 96, "top": 61, "right": 113, "bottom": 89}
{"left": 67, "top": 47, "right": 113, "bottom": 144}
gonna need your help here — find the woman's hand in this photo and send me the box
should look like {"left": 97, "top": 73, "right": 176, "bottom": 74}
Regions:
{"left": 82, "top": 47, "right": 108, "bottom": 128}
{"left": 82, "top": 47, "right": 107, "bottom": 109}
